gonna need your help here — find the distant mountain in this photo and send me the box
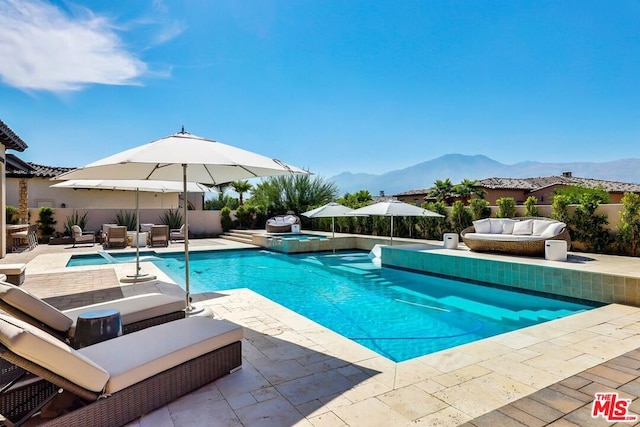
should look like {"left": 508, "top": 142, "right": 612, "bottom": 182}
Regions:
{"left": 328, "top": 154, "right": 640, "bottom": 196}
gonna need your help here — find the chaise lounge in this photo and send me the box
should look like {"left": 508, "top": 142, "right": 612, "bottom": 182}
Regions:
{"left": 460, "top": 217, "right": 570, "bottom": 256}
{"left": 0, "top": 281, "right": 186, "bottom": 343}
{"left": 0, "top": 314, "right": 243, "bottom": 426}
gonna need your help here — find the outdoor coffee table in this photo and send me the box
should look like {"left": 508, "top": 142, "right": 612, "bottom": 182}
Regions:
{"left": 74, "top": 308, "right": 122, "bottom": 349}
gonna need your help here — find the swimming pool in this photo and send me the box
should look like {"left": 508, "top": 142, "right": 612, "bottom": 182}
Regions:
{"left": 68, "top": 250, "right": 598, "bottom": 361}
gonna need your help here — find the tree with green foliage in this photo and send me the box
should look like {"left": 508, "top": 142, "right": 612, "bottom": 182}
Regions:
{"left": 230, "top": 180, "right": 252, "bottom": 205}
{"left": 449, "top": 201, "right": 472, "bottom": 233}
{"left": 220, "top": 206, "right": 233, "bottom": 231}
{"left": 551, "top": 194, "right": 571, "bottom": 223}
{"left": 495, "top": 197, "right": 516, "bottom": 218}
{"left": 617, "top": 193, "right": 640, "bottom": 256}
{"left": 555, "top": 185, "right": 610, "bottom": 204}
{"left": 467, "top": 198, "right": 490, "bottom": 221}
{"left": 453, "top": 179, "right": 486, "bottom": 203}
{"left": 428, "top": 178, "right": 455, "bottom": 205}
{"left": 524, "top": 196, "right": 539, "bottom": 217}
{"left": 416, "top": 201, "right": 449, "bottom": 239}
{"left": 249, "top": 175, "right": 338, "bottom": 215}
{"left": 571, "top": 192, "right": 612, "bottom": 253}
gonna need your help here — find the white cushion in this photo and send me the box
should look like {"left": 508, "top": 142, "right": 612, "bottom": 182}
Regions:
{"left": 540, "top": 222, "right": 566, "bottom": 238}
{"left": 0, "top": 264, "right": 26, "bottom": 275}
{"left": 501, "top": 219, "right": 517, "bottom": 234}
{"left": 0, "top": 281, "right": 73, "bottom": 333}
{"left": 79, "top": 317, "right": 243, "bottom": 394}
{"left": 489, "top": 219, "right": 505, "bottom": 234}
{"left": 465, "top": 233, "right": 543, "bottom": 241}
{"left": 512, "top": 220, "right": 533, "bottom": 235}
{"left": 532, "top": 220, "right": 553, "bottom": 236}
{"left": 63, "top": 293, "right": 185, "bottom": 337}
{"left": 472, "top": 219, "right": 491, "bottom": 234}
{"left": 0, "top": 314, "right": 109, "bottom": 393}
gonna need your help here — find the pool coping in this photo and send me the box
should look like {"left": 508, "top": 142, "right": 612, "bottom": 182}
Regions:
{"left": 21, "top": 242, "right": 640, "bottom": 424}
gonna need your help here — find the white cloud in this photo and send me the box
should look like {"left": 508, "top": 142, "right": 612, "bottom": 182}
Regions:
{"left": 0, "top": 0, "right": 148, "bottom": 92}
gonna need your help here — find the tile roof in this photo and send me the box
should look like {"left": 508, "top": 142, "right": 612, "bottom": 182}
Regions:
{"left": 6, "top": 161, "right": 74, "bottom": 178}
{"left": 478, "top": 176, "right": 640, "bottom": 193}
{"left": 0, "top": 119, "right": 28, "bottom": 151}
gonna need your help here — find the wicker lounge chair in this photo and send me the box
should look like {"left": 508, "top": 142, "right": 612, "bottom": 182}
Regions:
{"left": 0, "top": 281, "right": 186, "bottom": 343}
{"left": 0, "top": 314, "right": 242, "bottom": 426}
{"left": 150, "top": 225, "right": 169, "bottom": 247}
{"left": 266, "top": 214, "right": 300, "bottom": 233}
{"left": 105, "top": 225, "right": 127, "bottom": 249}
{"left": 460, "top": 217, "right": 571, "bottom": 256}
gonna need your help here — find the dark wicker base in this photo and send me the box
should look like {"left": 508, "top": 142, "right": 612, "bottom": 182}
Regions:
{"left": 122, "top": 310, "right": 186, "bottom": 334}
{"left": 1, "top": 341, "right": 242, "bottom": 426}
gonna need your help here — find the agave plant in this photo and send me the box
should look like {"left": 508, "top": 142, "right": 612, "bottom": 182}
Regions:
{"left": 115, "top": 210, "right": 137, "bottom": 231}
{"left": 63, "top": 210, "right": 89, "bottom": 235}
{"left": 159, "top": 208, "right": 184, "bottom": 230}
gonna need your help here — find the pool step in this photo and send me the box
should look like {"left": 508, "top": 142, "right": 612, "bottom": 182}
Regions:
{"left": 390, "top": 285, "right": 580, "bottom": 323}
{"left": 221, "top": 229, "right": 255, "bottom": 244}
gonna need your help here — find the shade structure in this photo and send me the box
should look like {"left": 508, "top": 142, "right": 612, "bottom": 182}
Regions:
{"left": 349, "top": 200, "right": 443, "bottom": 245}
{"left": 301, "top": 202, "right": 367, "bottom": 253}
{"left": 51, "top": 179, "right": 213, "bottom": 282}
{"left": 54, "top": 129, "right": 308, "bottom": 313}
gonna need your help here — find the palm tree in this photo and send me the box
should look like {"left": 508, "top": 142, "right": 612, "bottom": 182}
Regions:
{"left": 453, "top": 178, "right": 486, "bottom": 204}
{"left": 230, "top": 180, "right": 252, "bottom": 205}
{"left": 429, "top": 178, "right": 455, "bottom": 205}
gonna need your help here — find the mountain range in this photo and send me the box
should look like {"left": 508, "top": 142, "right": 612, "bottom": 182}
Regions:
{"left": 328, "top": 154, "right": 640, "bottom": 196}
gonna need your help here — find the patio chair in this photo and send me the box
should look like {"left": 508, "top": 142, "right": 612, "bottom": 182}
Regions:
{"left": 170, "top": 224, "right": 186, "bottom": 242}
{"left": 149, "top": 225, "right": 169, "bottom": 247}
{"left": 105, "top": 225, "right": 127, "bottom": 249}
{"left": 9, "top": 225, "right": 38, "bottom": 252}
{"left": 0, "top": 281, "right": 186, "bottom": 343}
{"left": 71, "top": 225, "right": 95, "bottom": 248}
{"left": 100, "top": 224, "right": 118, "bottom": 244}
{"left": 0, "top": 314, "right": 242, "bottom": 426}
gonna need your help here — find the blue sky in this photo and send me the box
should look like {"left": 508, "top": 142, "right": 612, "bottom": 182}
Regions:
{"left": 1, "top": 0, "right": 639, "bottom": 180}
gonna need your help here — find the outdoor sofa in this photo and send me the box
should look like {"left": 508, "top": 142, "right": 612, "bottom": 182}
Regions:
{"left": 0, "top": 314, "right": 243, "bottom": 426}
{"left": 266, "top": 214, "right": 300, "bottom": 233}
{"left": 460, "top": 217, "right": 570, "bottom": 256}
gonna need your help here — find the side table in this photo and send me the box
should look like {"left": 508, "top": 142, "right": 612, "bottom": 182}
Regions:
{"left": 74, "top": 309, "right": 122, "bottom": 349}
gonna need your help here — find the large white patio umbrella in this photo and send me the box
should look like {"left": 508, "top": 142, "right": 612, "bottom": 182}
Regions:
{"left": 349, "top": 200, "right": 443, "bottom": 245}
{"left": 301, "top": 202, "right": 367, "bottom": 253}
{"left": 54, "top": 129, "right": 308, "bottom": 314}
{"left": 50, "top": 179, "right": 212, "bottom": 282}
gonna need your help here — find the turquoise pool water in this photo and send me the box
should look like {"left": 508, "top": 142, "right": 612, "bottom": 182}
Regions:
{"left": 268, "top": 233, "right": 327, "bottom": 240}
{"left": 68, "top": 250, "right": 597, "bottom": 362}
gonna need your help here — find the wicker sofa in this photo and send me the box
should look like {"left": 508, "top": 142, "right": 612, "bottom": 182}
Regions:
{"left": 266, "top": 214, "right": 300, "bottom": 233}
{"left": 460, "top": 217, "right": 570, "bottom": 256}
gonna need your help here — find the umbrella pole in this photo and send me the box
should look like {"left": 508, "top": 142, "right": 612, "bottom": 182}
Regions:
{"left": 122, "top": 188, "right": 156, "bottom": 283}
{"left": 183, "top": 165, "right": 192, "bottom": 312}
{"left": 390, "top": 216, "right": 394, "bottom": 246}
{"left": 332, "top": 217, "right": 335, "bottom": 254}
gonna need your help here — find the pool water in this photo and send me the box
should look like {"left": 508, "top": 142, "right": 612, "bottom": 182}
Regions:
{"left": 68, "top": 250, "right": 597, "bottom": 362}
{"left": 268, "top": 233, "right": 327, "bottom": 240}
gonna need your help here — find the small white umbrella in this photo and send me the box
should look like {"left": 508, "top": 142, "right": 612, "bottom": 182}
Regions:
{"left": 349, "top": 200, "right": 443, "bottom": 245}
{"left": 54, "top": 129, "right": 307, "bottom": 314}
{"left": 301, "top": 202, "right": 367, "bottom": 253}
{"left": 51, "top": 179, "right": 212, "bottom": 281}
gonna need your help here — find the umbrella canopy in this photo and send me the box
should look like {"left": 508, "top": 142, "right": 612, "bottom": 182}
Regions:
{"left": 349, "top": 200, "right": 443, "bottom": 245}
{"left": 302, "top": 202, "right": 367, "bottom": 253}
{"left": 54, "top": 129, "right": 307, "bottom": 314}
{"left": 51, "top": 179, "right": 213, "bottom": 282}
{"left": 50, "top": 179, "right": 212, "bottom": 193}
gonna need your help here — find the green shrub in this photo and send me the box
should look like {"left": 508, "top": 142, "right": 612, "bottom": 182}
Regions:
{"left": 37, "top": 207, "right": 56, "bottom": 239}
{"left": 158, "top": 208, "right": 184, "bottom": 229}
{"left": 417, "top": 201, "right": 449, "bottom": 239}
{"left": 551, "top": 194, "right": 571, "bottom": 223}
{"left": 221, "top": 206, "right": 233, "bottom": 231}
{"left": 571, "top": 193, "right": 612, "bottom": 253}
{"left": 468, "top": 198, "right": 490, "bottom": 221}
{"left": 449, "top": 201, "right": 472, "bottom": 233}
{"left": 524, "top": 196, "right": 539, "bottom": 217}
{"left": 63, "top": 211, "right": 89, "bottom": 235}
{"left": 115, "top": 210, "right": 137, "bottom": 231}
{"left": 5, "top": 205, "right": 18, "bottom": 225}
{"left": 495, "top": 197, "right": 516, "bottom": 218}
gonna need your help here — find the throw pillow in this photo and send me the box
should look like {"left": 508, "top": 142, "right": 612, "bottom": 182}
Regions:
{"left": 473, "top": 219, "right": 491, "bottom": 234}
{"left": 512, "top": 219, "right": 533, "bottom": 235}
{"left": 489, "top": 219, "right": 505, "bottom": 234}
{"left": 501, "top": 219, "right": 517, "bottom": 234}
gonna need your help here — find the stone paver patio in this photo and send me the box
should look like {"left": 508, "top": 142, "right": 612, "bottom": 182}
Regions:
{"left": 3, "top": 235, "right": 640, "bottom": 426}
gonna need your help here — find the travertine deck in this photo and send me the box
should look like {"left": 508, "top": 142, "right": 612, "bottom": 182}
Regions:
{"left": 3, "top": 235, "right": 640, "bottom": 426}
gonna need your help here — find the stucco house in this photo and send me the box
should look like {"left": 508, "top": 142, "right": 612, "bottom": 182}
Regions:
{"left": 1, "top": 119, "right": 29, "bottom": 257}
{"left": 393, "top": 172, "right": 640, "bottom": 205}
